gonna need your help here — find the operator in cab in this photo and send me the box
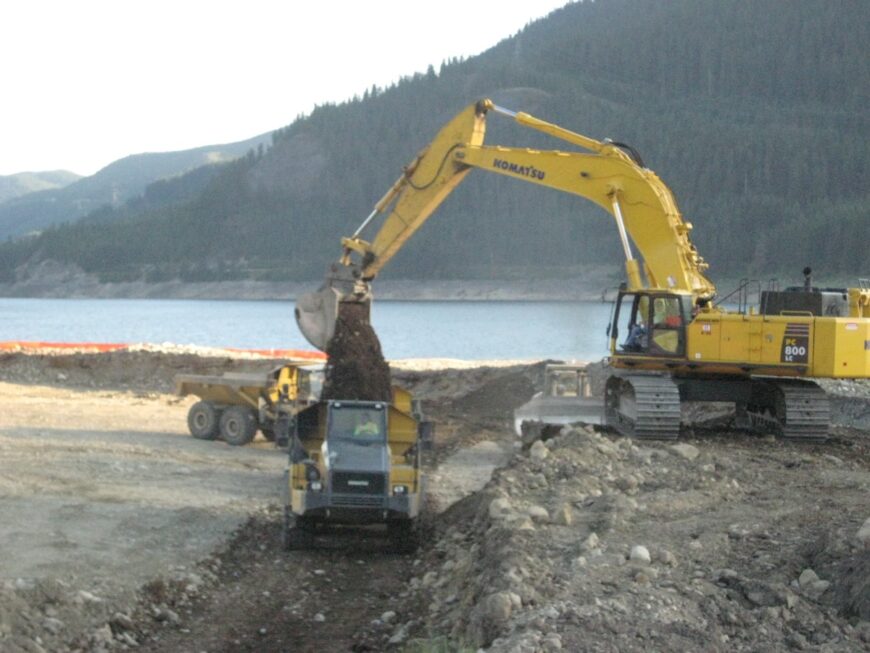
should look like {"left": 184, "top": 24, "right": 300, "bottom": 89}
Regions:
{"left": 354, "top": 411, "right": 381, "bottom": 437}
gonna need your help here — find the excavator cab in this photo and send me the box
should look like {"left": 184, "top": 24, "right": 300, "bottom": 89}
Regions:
{"left": 611, "top": 290, "right": 691, "bottom": 359}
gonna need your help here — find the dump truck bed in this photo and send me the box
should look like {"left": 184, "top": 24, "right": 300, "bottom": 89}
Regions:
{"left": 176, "top": 372, "right": 275, "bottom": 407}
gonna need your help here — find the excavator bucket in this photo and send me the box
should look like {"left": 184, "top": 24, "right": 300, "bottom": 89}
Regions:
{"left": 295, "top": 286, "right": 342, "bottom": 351}
{"left": 294, "top": 266, "right": 373, "bottom": 351}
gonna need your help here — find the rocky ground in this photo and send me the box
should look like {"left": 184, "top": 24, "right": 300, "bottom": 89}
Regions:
{"left": 0, "top": 348, "right": 868, "bottom": 652}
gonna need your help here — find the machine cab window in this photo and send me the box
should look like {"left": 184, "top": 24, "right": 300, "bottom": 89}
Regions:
{"left": 613, "top": 292, "right": 689, "bottom": 358}
{"left": 327, "top": 403, "right": 387, "bottom": 444}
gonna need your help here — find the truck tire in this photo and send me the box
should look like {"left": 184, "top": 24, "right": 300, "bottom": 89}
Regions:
{"left": 259, "top": 425, "right": 277, "bottom": 442}
{"left": 281, "top": 506, "right": 293, "bottom": 550}
{"left": 219, "top": 406, "right": 258, "bottom": 446}
{"left": 187, "top": 401, "right": 220, "bottom": 440}
{"left": 388, "top": 520, "right": 419, "bottom": 554}
{"left": 281, "top": 509, "right": 314, "bottom": 550}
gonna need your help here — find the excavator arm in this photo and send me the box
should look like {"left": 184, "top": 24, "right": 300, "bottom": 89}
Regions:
{"left": 296, "top": 99, "right": 716, "bottom": 350}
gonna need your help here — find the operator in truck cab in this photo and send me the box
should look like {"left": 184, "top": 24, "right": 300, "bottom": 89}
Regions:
{"left": 353, "top": 411, "right": 381, "bottom": 437}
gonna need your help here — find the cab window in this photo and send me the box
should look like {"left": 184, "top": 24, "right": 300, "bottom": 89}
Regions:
{"left": 614, "top": 293, "right": 687, "bottom": 357}
{"left": 328, "top": 406, "right": 386, "bottom": 443}
{"left": 650, "top": 296, "right": 685, "bottom": 356}
{"left": 615, "top": 293, "right": 649, "bottom": 353}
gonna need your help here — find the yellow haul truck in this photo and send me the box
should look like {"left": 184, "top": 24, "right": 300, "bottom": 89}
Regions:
{"left": 282, "top": 386, "right": 430, "bottom": 552}
{"left": 296, "top": 99, "right": 870, "bottom": 442}
{"left": 176, "top": 363, "right": 322, "bottom": 446}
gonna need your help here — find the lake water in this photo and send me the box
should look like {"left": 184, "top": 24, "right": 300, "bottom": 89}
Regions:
{"left": 0, "top": 298, "right": 614, "bottom": 361}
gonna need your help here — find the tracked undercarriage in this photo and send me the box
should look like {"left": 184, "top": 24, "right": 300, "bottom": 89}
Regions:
{"left": 604, "top": 373, "right": 682, "bottom": 440}
{"left": 605, "top": 371, "right": 831, "bottom": 442}
{"left": 735, "top": 378, "right": 831, "bottom": 442}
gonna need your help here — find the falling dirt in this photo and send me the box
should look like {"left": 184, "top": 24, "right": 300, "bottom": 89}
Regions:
{"left": 320, "top": 301, "right": 392, "bottom": 402}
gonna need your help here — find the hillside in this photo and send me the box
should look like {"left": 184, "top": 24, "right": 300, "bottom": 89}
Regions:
{"left": 0, "top": 133, "right": 272, "bottom": 240}
{"left": 0, "top": 170, "right": 80, "bottom": 204}
{"left": 0, "top": 0, "right": 867, "bottom": 290}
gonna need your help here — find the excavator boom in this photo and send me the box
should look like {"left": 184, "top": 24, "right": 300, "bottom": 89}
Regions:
{"left": 295, "top": 99, "right": 716, "bottom": 349}
{"left": 296, "top": 98, "right": 868, "bottom": 443}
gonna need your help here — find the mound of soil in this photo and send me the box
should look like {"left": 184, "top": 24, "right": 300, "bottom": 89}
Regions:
{"left": 398, "top": 424, "right": 870, "bottom": 651}
{"left": 321, "top": 301, "right": 392, "bottom": 402}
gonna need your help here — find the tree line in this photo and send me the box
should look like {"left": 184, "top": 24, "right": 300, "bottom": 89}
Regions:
{"left": 1, "top": 0, "right": 866, "bottom": 286}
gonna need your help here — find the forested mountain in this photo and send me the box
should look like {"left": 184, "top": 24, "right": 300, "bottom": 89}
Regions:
{"left": 0, "top": 133, "right": 272, "bottom": 240}
{"left": 0, "top": 170, "right": 80, "bottom": 204}
{"left": 1, "top": 0, "right": 867, "bottom": 286}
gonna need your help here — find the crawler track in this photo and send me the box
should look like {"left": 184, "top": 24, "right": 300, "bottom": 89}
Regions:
{"left": 605, "top": 373, "right": 681, "bottom": 439}
{"left": 738, "top": 378, "right": 831, "bottom": 442}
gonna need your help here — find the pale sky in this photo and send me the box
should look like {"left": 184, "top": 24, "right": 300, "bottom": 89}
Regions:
{"left": 0, "top": 0, "right": 571, "bottom": 177}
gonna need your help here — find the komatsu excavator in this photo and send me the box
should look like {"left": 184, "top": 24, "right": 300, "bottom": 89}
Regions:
{"left": 296, "top": 99, "right": 870, "bottom": 441}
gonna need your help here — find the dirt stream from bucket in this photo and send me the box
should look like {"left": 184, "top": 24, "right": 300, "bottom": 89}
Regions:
{"left": 320, "top": 301, "right": 392, "bottom": 402}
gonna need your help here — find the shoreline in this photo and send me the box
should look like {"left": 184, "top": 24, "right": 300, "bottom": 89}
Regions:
{"left": 1, "top": 264, "right": 851, "bottom": 302}
{"left": 0, "top": 275, "right": 620, "bottom": 302}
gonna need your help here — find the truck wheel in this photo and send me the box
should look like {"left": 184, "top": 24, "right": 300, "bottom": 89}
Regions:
{"left": 260, "top": 425, "right": 277, "bottom": 442}
{"left": 281, "top": 507, "right": 293, "bottom": 550}
{"left": 219, "top": 406, "right": 257, "bottom": 446}
{"left": 388, "top": 520, "right": 419, "bottom": 554}
{"left": 187, "top": 401, "right": 220, "bottom": 440}
{"left": 281, "top": 509, "right": 314, "bottom": 550}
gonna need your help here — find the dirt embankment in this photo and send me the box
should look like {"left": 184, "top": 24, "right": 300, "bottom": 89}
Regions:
{"left": 395, "top": 426, "right": 870, "bottom": 651}
{"left": 0, "top": 349, "right": 868, "bottom": 652}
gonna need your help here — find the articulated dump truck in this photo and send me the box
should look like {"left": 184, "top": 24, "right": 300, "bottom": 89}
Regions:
{"left": 282, "top": 386, "right": 432, "bottom": 552}
{"left": 176, "top": 363, "right": 323, "bottom": 446}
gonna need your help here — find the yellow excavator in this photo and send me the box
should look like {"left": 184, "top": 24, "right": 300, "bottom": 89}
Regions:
{"left": 296, "top": 99, "right": 870, "bottom": 441}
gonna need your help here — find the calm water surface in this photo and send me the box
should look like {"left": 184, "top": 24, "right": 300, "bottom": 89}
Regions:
{"left": 0, "top": 298, "right": 613, "bottom": 361}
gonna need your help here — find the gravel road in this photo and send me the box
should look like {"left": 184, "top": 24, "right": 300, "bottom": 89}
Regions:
{"left": 0, "top": 383, "right": 283, "bottom": 589}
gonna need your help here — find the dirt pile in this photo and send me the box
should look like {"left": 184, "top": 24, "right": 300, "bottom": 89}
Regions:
{"left": 321, "top": 301, "right": 392, "bottom": 402}
{"left": 0, "top": 349, "right": 288, "bottom": 393}
{"left": 395, "top": 425, "right": 870, "bottom": 651}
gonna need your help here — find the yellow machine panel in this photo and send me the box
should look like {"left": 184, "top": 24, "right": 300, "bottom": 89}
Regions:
{"left": 762, "top": 317, "right": 813, "bottom": 368}
{"left": 389, "top": 464, "right": 418, "bottom": 491}
{"left": 719, "top": 314, "right": 760, "bottom": 363}
{"left": 268, "top": 365, "right": 301, "bottom": 403}
{"left": 686, "top": 313, "right": 817, "bottom": 374}
{"left": 686, "top": 316, "right": 721, "bottom": 362}
{"left": 812, "top": 318, "right": 870, "bottom": 377}
{"left": 391, "top": 386, "right": 413, "bottom": 414}
{"left": 388, "top": 407, "right": 419, "bottom": 446}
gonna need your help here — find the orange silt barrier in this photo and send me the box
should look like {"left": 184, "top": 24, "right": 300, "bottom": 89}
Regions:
{"left": 0, "top": 341, "right": 129, "bottom": 352}
{"left": 226, "top": 348, "right": 326, "bottom": 360}
{"left": 0, "top": 341, "right": 326, "bottom": 360}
